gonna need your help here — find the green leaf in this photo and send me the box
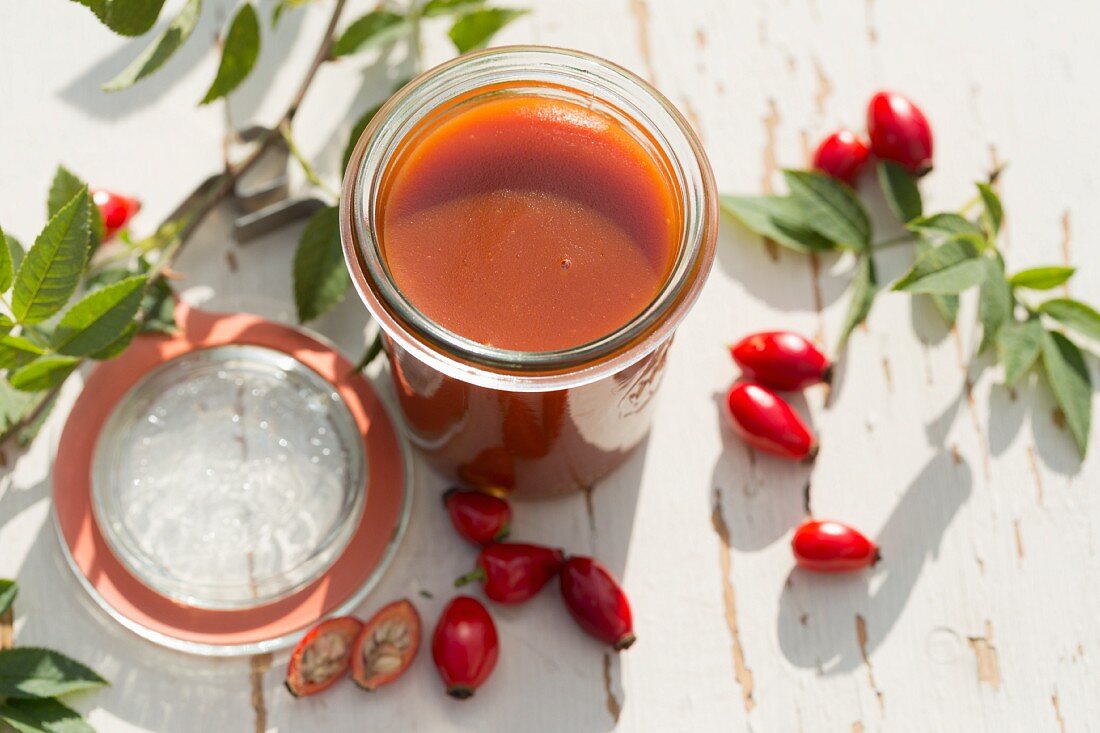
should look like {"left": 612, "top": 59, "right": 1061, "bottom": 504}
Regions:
{"left": 719, "top": 195, "right": 837, "bottom": 253}
{"left": 96, "top": 0, "right": 168, "bottom": 36}
{"left": 352, "top": 332, "right": 385, "bottom": 372}
{"left": 90, "top": 321, "right": 139, "bottom": 360}
{"left": 16, "top": 389, "right": 60, "bottom": 447}
{"left": 0, "top": 335, "right": 46, "bottom": 371}
{"left": 272, "top": 0, "right": 314, "bottom": 27}
{"left": 0, "top": 380, "right": 43, "bottom": 439}
{"left": 1008, "top": 266, "right": 1076, "bottom": 290}
{"left": 7, "top": 234, "right": 25, "bottom": 273}
{"left": 0, "top": 697, "right": 94, "bottom": 733}
{"left": 877, "top": 161, "right": 922, "bottom": 223}
{"left": 998, "top": 318, "right": 1043, "bottom": 386}
{"left": 0, "top": 579, "right": 16, "bottom": 615}
{"left": 1039, "top": 298, "right": 1100, "bottom": 342}
{"left": 293, "top": 207, "right": 349, "bottom": 322}
{"left": 51, "top": 276, "right": 147, "bottom": 356}
{"left": 783, "top": 169, "right": 871, "bottom": 248}
{"left": 138, "top": 277, "right": 177, "bottom": 334}
{"left": 838, "top": 254, "right": 877, "bottom": 348}
{"left": 200, "top": 2, "right": 260, "bottom": 105}
{"left": 0, "top": 315, "right": 12, "bottom": 335}
{"left": 448, "top": 7, "right": 528, "bottom": 54}
{"left": 8, "top": 357, "right": 81, "bottom": 393}
{"left": 103, "top": 0, "right": 202, "bottom": 91}
{"left": 978, "top": 256, "right": 1012, "bottom": 353}
{"left": 332, "top": 10, "right": 409, "bottom": 57}
{"left": 0, "top": 224, "right": 14, "bottom": 293}
{"left": 48, "top": 168, "right": 103, "bottom": 248}
{"left": 0, "top": 648, "right": 107, "bottom": 699}
{"left": 12, "top": 190, "right": 91, "bottom": 325}
{"left": 423, "top": 0, "right": 485, "bottom": 16}
{"left": 907, "top": 212, "right": 983, "bottom": 240}
{"left": 914, "top": 238, "right": 958, "bottom": 326}
{"left": 1042, "top": 329, "right": 1092, "bottom": 456}
{"left": 892, "top": 236, "right": 986, "bottom": 294}
{"left": 977, "top": 182, "right": 1003, "bottom": 236}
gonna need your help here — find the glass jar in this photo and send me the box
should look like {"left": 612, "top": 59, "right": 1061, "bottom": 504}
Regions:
{"left": 341, "top": 46, "right": 716, "bottom": 498}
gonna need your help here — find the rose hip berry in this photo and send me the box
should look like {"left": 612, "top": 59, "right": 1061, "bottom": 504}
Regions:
{"left": 867, "top": 91, "right": 934, "bottom": 175}
{"left": 432, "top": 596, "right": 499, "bottom": 699}
{"left": 285, "top": 616, "right": 363, "bottom": 697}
{"left": 730, "top": 331, "right": 832, "bottom": 391}
{"left": 812, "top": 130, "right": 870, "bottom": 186}
{"left": 443, "top": 487, "right": 511, "bottom": 546}
{"left": 559, "top": 556, "right": 635, "bottom": 651}
{"left": 350, "top": 599, "right": 421, "bottom": 691}
{"left": 725, "top": 382, "right": 817, "bottom": 461}
{"left": 455, "top": 542, "right": 565, "bottom": 604}
{"left": 92, "top": 189, "right": 141, "bottom": 241}
{"left": 792, "top": 520, "right": 880, "bottom": 573}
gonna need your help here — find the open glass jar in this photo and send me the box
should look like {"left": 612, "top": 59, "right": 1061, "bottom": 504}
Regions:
{"left": 341, "top": 46, "right": 716, "bottom": 498}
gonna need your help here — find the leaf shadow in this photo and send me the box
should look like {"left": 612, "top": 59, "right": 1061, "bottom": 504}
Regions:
{"left": 775, "top": 451, "right": 973, "bottom": 673}
{"left": 55, "top": 0, "right": 268, "bottom": 120}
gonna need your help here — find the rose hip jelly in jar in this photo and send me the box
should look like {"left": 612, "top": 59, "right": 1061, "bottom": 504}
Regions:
{"left": 341, "top": 47, "right": 716, "bottom": 498}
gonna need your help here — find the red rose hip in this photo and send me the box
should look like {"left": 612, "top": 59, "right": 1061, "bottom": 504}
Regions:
{"left": 725, "top": 382, "right": 817, "bottom": 460}
{"left": 432, "top": 596, "right": 499, "bottom": 699}
{"left": 92, "top": 189, "right": 141, "bottom": 241}
{"left": 455, "top": 542, "right": 565, "bottom": 604}
{"left": 443, "top": 487, "right": 511, "bottom": 546}
{"left": 792, "top": 520, "right": 880, "bottom": 573}
{"left": 730, "top": 331, "right": 832, "bottom": 390}
{"left": 812, "top": 130, "right": 870, "bottom": 186}
{"left": 350, "top": 599, "right": 421, "bottom": 691}
{"left": 559, "top": 556, "right": 635, "bottom": 651}
{"left": 867, "top": 91, "right": 934, "bottom": 175}
{"left": 285, "top": 616, "right": 363, "bottom": 697}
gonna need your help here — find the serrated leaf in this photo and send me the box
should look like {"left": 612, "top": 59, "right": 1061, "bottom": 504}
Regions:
{"left": 907, "top": 212, "right": 983, "bottom": 240}
{"left": 7, "top": 234, "right": 25, "bottom": 273}
{"left": 200, "top": 2, "right": 260, "bottom": 105}
{"left": 0, "top": 224, "right": 14, "bottom": 293}
{"left": 0, "top": 335, "right": 46, "bottom": 371}
{"left": 977, "top": 182, "right": 1003, "bottom": 236}
{"left": 877, "top": 160, "right": 922, "bottom": 223}
{"left": 97, "top": 0, "right": 168, "bottom": 36}
{"left": 423, "top": 0, "right": 485, "bottom": 17}
{"left": 719, "top": 195, "right": 837, "bottom": 253}
{"left": 103, "top": 0, "right": 202, "bottom": 91}
{"left": 294, "top": 207, "right": 349, "bottom": 322}
{"left": 893, "top": 236, "right": 986, "bottom": 294}
{"left": 998, "top": 318, "right": 1043, "bottom": 386}
{"left": 448, "top": 7, "right": 528, "bottom": 54}
{"left": 1042, "top": 329, "right": 1091, "bottom": 456}
{"left": 783, "top": 169, "right": 870, "bottom": 248}
{"left": 978, "top": 255, "right": 1012, "bottom": 353}
{"left": 48, "top": 168, "right": 103, "bottom": 248}
{"left": 90, "top": 321, "right": 138, "bottom": 360}
{"left": 0, "top": 648, "right": 107, "bottom": 699}
{"left": 138, "top": 277, "right": 176, "bottom": 334}
{"left": 51, "top": 276, "right": 146, "bottom": 356}
{"left": 12, "top": 191, "right": 91, "bottom": 325}
{"left": 0, "top": 697, "right": 94, "bottom": 733}
{"left": 914, "top": 238, "right": 958, "bottom": 326}
{"left": 332, "top": 10, "right": 409, "bottom": 57}
{"left": 1039, "top": 298, "right": 1100, "bottom": 342}
{"left": 838, "top": 254, "right": 877, "bottom": 348}
{"left": 1008, "top": 266, "right": 1075, "bottom": 290}
{"left": 8, "top": 357, "right": 80, "bottom": 392}
{"left": 0, "top": 579, "right": 16, "bottom": 615}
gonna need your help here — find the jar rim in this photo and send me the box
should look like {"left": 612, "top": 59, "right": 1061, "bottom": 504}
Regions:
{"left": 340, "top": 45, "right": 717, "bottom": 392}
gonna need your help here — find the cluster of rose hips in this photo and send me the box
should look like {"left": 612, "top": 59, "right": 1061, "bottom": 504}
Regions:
{"left": 812, "top": 91, "right": 934, "bottom": 184}
{"left": 285, "top": 488, "right": 634, "bottom": 701}
{"left": 725, "top": 332, "right": 879, "bottom": 573}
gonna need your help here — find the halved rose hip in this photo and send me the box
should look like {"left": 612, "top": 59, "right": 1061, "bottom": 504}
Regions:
{"left": 285, "top": 616, "right": 363, "bottom": 697}
{"left": 350, "top": 599, "right": 422, "bottom": 691}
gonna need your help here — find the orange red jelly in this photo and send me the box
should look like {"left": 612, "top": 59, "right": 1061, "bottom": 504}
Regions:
{"left": 377, "top": 94, "right": 680, "bottom": 353}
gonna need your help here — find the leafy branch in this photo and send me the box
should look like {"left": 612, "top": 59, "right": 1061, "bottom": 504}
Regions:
{"left": 723, "top": 161, "right": 1096, "bottom": 457}
{"left": 0, "top": 579, "right": 108, "bottom": 732}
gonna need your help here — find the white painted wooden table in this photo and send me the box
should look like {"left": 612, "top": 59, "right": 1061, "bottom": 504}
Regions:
{"left": 2, "top": 1, "right": 1099, "bottom": 731}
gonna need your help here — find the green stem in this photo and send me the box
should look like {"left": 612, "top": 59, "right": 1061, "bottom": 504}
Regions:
{"left": 958, "top": 194, "right": 981, "bottom": 217}
{"left": 454, "top": 567, "right": 485, "bottom": 588}
{"left": 279, "top": 121, "right": 340, "bottom": 201}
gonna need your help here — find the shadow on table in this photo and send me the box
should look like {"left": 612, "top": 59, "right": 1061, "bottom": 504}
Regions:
{"left": 774, "top": 451, "right": 972, "bottom": 673}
